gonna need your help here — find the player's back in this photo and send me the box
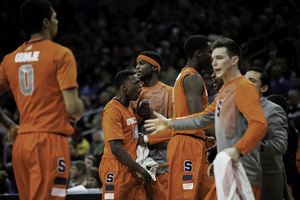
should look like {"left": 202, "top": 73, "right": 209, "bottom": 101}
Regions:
{"left": 172, "top": 67, "right": 208, "bottom": 138}
{"left": 0, "top": 38, "right": 77, "bottom": 135}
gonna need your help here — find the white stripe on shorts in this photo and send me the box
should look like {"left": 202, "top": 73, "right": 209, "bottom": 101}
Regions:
{"left": 104, "top": 193, "right": 115, "bottom": 199}
{"left": 183, "top": 183, "right": 194, "bottom": 190}
{"left": 51, "top": 187, "right": 66, "bottom": 197}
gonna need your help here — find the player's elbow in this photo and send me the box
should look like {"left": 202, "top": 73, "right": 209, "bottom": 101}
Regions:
{"left": 66, "top": 99, "right": 84, "bottom": 119}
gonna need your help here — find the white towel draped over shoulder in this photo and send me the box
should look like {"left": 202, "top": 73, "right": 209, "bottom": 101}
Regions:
{"left": 214, "top": 152, "right": 255, "bottom": 200}
{"left": 136, "top": 144, "right": 158, "bottom": 181}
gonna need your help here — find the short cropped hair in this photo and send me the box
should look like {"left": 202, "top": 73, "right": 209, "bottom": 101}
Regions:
{"left": 267, "top": 94, "right": 287, "bottom": 112}
{"left": 71, "top": 160, "right": 86, "bottom": 174}
{"left": 139, "top": 51, "right": 162, "bottom": 69}
{"left": 212, "top": 38, "right": 242, "bottom": 61}
{"left": 247, "top": 67, "right": 270, "bottom": 91}
{"left": 20, "top": 0, "right": 53, "bottom": 33}
{"left": 184, "top": 35, "right": 211, "bottom": 59}
{"left": 115, "top": 70, "right": 136, "bottom": 90}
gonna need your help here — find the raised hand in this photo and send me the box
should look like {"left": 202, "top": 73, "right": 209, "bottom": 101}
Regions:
{"left": 144, "top": 111, "right": 172, "bottom": 135}
{"left": 137, "top": 101, "right": 150, "bottom": 116}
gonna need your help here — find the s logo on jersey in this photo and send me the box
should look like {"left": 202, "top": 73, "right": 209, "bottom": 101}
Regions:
{"left": 126, "top": 117, "right": 137, "bottom": 125}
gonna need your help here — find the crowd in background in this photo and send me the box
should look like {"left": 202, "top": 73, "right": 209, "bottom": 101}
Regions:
{"left": 0, "top": 0, "right": 300, "bottom": 195}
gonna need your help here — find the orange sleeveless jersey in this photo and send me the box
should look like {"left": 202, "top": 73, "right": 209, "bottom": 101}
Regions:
{"left": 172, "top": 67, "right": 208, "bottom": 138}
{"left": 0, "top": 38, "right": 78, "bottom": 135}
{"left": 131, "top": 81, "right": 173, "bottom": 120}
{"left": 101, "top": 98, "right": 139, "bottom": 160}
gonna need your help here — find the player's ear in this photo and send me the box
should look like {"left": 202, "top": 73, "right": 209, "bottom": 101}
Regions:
{"left": 261, "top": 85, "right": 268, "bottom": 94}
{"left": 152, "top": 65, "right": 158, "bottom": 72}
{"left": 231, "top": 55, "right": 239, "bottom": 66}
{"left": 121, "top": 83, "right": 127, "bottom": 91}
{"left": 43, "top": 18, "right": 50, "bottom": 28}
{"left": 195, "top": 50, "right": 201, "bottom": 58}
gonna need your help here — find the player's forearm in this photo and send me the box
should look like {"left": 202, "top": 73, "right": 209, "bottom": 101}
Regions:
{"left": 147, "top": 129, "right": 172, "bottom": 145}
{"left": 0, "top": 108, "right": 16, "bottom": 130}
{"left": 234, "top": 121, "right": 268, "bottom": 156}
{"left": 112, "top": 144, "right": 146, "bottom": 174}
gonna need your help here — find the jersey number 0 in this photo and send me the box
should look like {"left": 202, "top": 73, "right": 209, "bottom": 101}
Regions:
{"left": 19, "top": 64, "right": 34, "bottom": 95}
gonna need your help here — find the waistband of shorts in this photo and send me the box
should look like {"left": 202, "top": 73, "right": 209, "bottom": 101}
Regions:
{"left": 18, "top": 132, "right": 67, "bottom": 137}
{"left": 174, "top": 133, "right": 206, "bottom": 141}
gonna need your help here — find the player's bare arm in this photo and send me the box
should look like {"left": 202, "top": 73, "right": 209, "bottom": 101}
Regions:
{"left": 183, "top": 73, "right": 204, "bottom": 114}
{"left": 0, "top": 108, "right": 19, "bottom": 143}
{"left": 109, "top": 140, "right": 151, "bottom": 184}
{"left": 62, "top": 87, "right": 84, "bottom": 122}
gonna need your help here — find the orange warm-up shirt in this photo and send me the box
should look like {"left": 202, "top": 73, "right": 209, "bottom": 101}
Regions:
{"left": 171, "top": 76, "right": 268, "bottom": 185}
{"left": 0, "top": 38, "right": 78, "bottom": 135}
{"left": 101, "top": 98, "right": 140, "bottom": 160}
{"left": 171, "top": 66, "right": 208, "bottom": 138}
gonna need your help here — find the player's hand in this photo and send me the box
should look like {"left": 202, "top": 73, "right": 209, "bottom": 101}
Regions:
{"left": 206, "top": 137, "right": 217, "bottom": 157}
{"left": 69, "top": 116, "right": 80, "bottom": 123}
{"left": 138, "top": 134, "right": 146, "bottom": 145}
{"left": 144, "top": 111, "right": 172, "bottom": 135}
{"left": 223, "top": 147, "right": 240, "bottom": 165}
{"left": 140, "top": 170, "right": 151, "bottom": 185}
{"left": 207, "top": 163, "right": 214, "bottom": 178}
{"left": 156, "top": 163, "right": 169, "bottom": 170}
{"left": 7, "top": 124, "right": 19, "bottom": 144}
{"left": 137, "top": 102, "right": 150, "bottom": 117}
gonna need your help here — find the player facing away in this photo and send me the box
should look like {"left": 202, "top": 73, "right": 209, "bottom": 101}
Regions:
{"left": 145, "top": 38, "right": 268, "bottom": 200}
{"left": 0, "top": 0, "right": 84, "bottom": 199}
{"left": 99, "top": 70, "right": 151, "bottom": 200}
{"left": 131, "top": 51, "right": 173, "bottom": 200}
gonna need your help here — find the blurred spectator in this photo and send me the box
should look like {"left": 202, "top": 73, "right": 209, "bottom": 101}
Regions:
{"left": 87, "top": 118, "right": 105, "bottom": 157}
{"left": 69, "top": 141, "right": 84, "bottom": 161}
{"left": 68, "top": 160, "right": 87, "bottom": 188}
{"left": 86, "top": 167, "right": 102, "bottom": 192}
{"left": 0, "top": 169, "right": 9, "bottom": 194}
{"left": 287, "top": 89, "right": 300, "bottom": 120}
{"left": 268, "top": 65, "right": 292, "bottom": 98}
{"left": 5, "top": 165, "right": 18, "bottom": 195}
{"left": 276, "top": 57, "right": 296, "bottom": 81}
{"left": 69, "top": 127, "right": 90, "bottom": 156}
{"left": 84, "top": 154, "right": 97, "bottom": 170}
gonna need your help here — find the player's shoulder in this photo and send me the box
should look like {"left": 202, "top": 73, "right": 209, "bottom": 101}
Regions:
{"left": 158, "top": 81, "right": 173, "bottom": 90}
{"left": 236, "top": 76, "right": 257, "bottom": 90}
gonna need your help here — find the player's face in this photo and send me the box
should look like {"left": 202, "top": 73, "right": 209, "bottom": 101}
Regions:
{"left": 211, "top": 47, "right": 234, "bottom": 80}
{"left": 200, "top": 42, "right": 213, "bottom": 71}
{"left": 87, "top": 175, "right": 99, "bottom": 188}
{"left": 49, "top": 8, "right": 58, "bottom": 40}
{"left": 126, "top": 74, "right": 142, "bottom": 101}
{"left": 136, "top": 59, "right": 152, "bottom": 81}
{"left": 211, "top": 71, "right": 223, "bottom": 91}
{"left": 245, "top": 70, "right": 263, "bottom": 94}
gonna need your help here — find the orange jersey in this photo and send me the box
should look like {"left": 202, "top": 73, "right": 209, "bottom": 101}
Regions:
{"left": 101, "top": 98, "right": 139, "bottom": 160}
{"left": 172, "top": 67, "right": 208, "bottom": 138}
{"left": 131, "top": 81, "right": 173, "bottom": 126}
{"left": 0, "top": 38, "right": 78, "bottom": 135}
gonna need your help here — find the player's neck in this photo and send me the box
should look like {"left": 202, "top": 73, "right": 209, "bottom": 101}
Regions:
{"left": 223, "top": 69, "right": 241, "bottom": 84}
{"left": 142, "top": 75, "right": 159, "bottom": 87}
{"left": 115, "top": 93, "right": 130, "bottom": 107}
{"left": 31, "top": 31, "right": 51, "bottom": 40}
{"left": 186, "top": 59, "right": 200, "bottom": 72}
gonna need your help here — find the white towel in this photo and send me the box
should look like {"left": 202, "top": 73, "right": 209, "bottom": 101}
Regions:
{"left": 213, "top": 152, "right": 255, "bottom": 200}
{"left": 136, "top": 144, "right": 158, "bottom": 181}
